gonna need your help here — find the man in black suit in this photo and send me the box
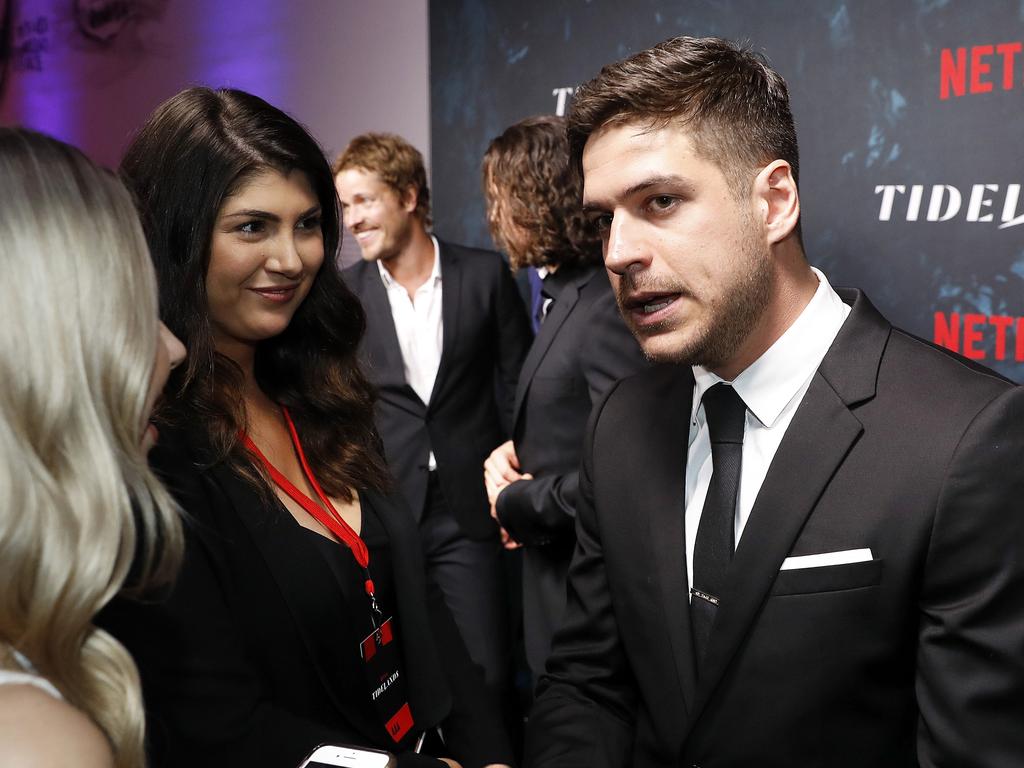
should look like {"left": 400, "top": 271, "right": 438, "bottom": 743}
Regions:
{"left": 481, "top": 116, "right": 648, "bottom": 685}
{"left": 525, "top": 37, "right": 1024, "bottom": 767}
{"left": 335, "top": 134, "right": 532, "bottom": 698}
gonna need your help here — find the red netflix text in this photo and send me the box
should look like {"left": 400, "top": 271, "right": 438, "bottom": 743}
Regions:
{"left": 940, "top": 41, "right": 1023, "bottom": 99}
{"left": 933, "top": 312, "right": 1024, "bottom": 361}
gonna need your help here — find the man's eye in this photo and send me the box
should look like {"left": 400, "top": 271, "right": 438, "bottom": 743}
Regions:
{"left": 593, "top": 214, "right": 612, "bottom": 233}
{"left": 650, "top": 195, "right": 676, "bottom": 211}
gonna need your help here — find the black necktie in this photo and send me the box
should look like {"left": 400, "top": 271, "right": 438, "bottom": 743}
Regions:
{"left": 691, "top": 383, "right": 746, "bottom": 667}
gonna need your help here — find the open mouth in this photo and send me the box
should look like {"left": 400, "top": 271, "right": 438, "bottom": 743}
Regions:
{"left": 624, "top": 292, "right": 682, "bottom": 315}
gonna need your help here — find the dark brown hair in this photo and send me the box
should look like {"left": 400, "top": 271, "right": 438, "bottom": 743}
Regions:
{"left": 482, "top": 115, "right": 601, "bottom": 271}
{"left": 568, "top": 36, "right": 800, "bottom": 197}
{"left": 121, "top": 87, "right": 389, "bottom": 501}
{"left": 333, "top": 132, "right": 431, "bottom": 226}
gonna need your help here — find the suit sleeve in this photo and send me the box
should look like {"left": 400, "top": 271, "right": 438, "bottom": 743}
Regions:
{"left": 916, "top": 384, "right": 1024, "bottom": 766}
{"left": 492, "top": 258, "right": 533, "bottom": 437}
{"left": 523, "top": 381, "right": 638, "bottom": 768}
{"left": 496, "top": 290, "right": 647, "bottom": 545}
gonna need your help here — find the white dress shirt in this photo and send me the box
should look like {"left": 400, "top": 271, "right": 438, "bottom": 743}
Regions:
{"left": 536, "top": 265, "right": 554, "bottom": 320}
{"left": 684, "top": 268, "right": 851, "bottom": 595}
{"left": 377, "top": 236, "right": 443, "bottom": 469}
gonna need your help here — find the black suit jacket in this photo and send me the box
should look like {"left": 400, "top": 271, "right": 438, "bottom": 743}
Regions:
{"left": 101, "top": 430, "right": 512, "bottom": 768}
{"left": 526, "top": 290, "right": 1024, "bottom": 767}
{"left": 345, "top": 240, "right": 531, "bottom": 538}
{"left": 494, "top": 263, "right": 647, "bottom": 674}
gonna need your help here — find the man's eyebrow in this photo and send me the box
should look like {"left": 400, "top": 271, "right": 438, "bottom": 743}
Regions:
{"left": 620, "top": 174, "right": 695, "bottom": 199}
{"left": 583, "top": 174, "right": 696, "bottom": 213}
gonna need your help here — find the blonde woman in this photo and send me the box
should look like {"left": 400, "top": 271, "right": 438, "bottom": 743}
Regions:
{"left": 0, "top": 127, "right": 185, "bottom": 768}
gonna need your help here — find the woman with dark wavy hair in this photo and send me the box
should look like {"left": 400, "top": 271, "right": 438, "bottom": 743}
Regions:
{"left": 101, "top": 87, "right": 513, "bottom": 768}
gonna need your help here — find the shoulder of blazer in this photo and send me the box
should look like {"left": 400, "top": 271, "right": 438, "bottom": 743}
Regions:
{"left": 436, "top": 238, "right": 507, "bottom": 278}
{"left": 341, "top": 258, "right": 377, "bottom": 293}
{"left": 589, "top": 363, "right": 688, "bottom": 427}
{"left": 825, "top": 288, "right": 1012, "bottom": 410}
{"left": 573, "top": 264, "right": 615, "bottom": 305}
{"left": 613, "top": 361, "right": 690, "bottom": 399}
{"left": 147, "top": 423, "right": 213, "bottom": 497}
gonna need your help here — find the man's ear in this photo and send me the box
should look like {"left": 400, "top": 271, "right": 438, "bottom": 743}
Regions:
{"left": 400, "top": 185, "right": 419, "bottom": 215}
{"left": 752, "top": 160, "right": 800, "bottom": 245}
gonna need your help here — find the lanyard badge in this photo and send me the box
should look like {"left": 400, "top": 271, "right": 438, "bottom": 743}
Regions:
{"left": 242, "top": 407, "right": 414, "bottom": 743}
{"left": 360, "top": 617, "right": 414, "bottom": 743}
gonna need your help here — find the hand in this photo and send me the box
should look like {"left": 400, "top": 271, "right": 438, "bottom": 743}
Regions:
{"left": 484, "top": 440, "right": 531, "bottom": 550}
{"left": 483, "top": 440, "right": 524, "bottom": 506}
{"left": 499, "top": 525, "right": 522, "bottom": 550}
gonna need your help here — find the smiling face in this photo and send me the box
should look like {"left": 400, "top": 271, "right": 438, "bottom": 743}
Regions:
{"left": 206, "top": 168, "right": 324, "bottom": 361}
{"left": 582, "top": 120, "right": 773, "bottom": 372}
{"left": 335, "top": 166, "right": 416, "bottom": 263}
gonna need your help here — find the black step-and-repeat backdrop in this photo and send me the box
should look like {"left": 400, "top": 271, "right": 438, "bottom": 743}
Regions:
{"left": 430, "top": 1, "right": 1024, "bottom": 381}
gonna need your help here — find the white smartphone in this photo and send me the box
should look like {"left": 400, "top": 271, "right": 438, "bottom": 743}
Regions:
{"left": 297, "top": 743, "right": 395, "bottom": 768}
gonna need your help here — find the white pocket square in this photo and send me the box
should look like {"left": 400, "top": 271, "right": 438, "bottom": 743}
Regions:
{"left": 780, "top": 548, "right": 873, "bottom": 571}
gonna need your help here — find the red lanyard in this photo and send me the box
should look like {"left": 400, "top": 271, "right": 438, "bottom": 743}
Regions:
{"left": 241, "top": 407, "right": 380, "bottom": 617}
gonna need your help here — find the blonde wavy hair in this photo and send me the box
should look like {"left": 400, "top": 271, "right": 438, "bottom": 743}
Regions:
{"left": 0, "top": 128, "right": 183, "bottom": 767}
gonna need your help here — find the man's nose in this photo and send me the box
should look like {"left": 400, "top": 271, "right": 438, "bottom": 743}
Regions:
{"left": 604, "top": 212, "right": 650, "bottom": 275}
{"left": 344, "top": 205, "right": 363, "bottom": 230}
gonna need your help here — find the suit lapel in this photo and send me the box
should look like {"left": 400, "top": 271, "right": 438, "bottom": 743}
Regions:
{"left": 358, "top": 262, "right": 411, "bottom": 392}
{"left": 684, "top": 288, "right": 890, "bottom": 730}
{"left": 428, "top": 243, "right": 461, "bottom": 407}
{"left": 512, "top": 267, "right": 596, "bottom": 427}
{"left": 639, "top": 366, "right": 700, "bottom": 713}
{"left": 686, "top": 375, "right": 863, "bottom": 725}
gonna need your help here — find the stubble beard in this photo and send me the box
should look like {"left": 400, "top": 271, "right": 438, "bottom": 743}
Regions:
{"left": 366, "top": 215, "right": 415, "bottom": 264}
{"left": 619, "top": 235, "right": 773, "bottom": 368}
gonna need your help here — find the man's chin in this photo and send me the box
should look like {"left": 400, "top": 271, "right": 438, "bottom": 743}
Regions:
{"left": 633, "top": 328, "right": 710, "bottom": 366}
{"left": 634, "top": 331, "right": 684, "bottom": 364}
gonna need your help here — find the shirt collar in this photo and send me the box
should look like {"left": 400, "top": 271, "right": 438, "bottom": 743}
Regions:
{"left": 692, "top": 268, "right": 850, "bottom": 428}
{"left": 376, "top": 235, "right": 442, "bottom": 289}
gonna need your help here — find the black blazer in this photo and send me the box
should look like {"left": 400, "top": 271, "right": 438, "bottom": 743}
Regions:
{"left": 344, "top": 240, "right": 532, "bottom": 538}
{"left": 525, "top": 290, "right": 1024, "bottom": 767}
{"left": 102, "top": 429, "right": 513, "bottom": 768}
{"left": 494, "top": 263, "right": 647, "bottom": 674}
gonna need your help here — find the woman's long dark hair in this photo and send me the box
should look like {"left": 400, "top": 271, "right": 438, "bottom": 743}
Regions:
{"left": 121, "top": 87, "right": 388, "bottom": 499}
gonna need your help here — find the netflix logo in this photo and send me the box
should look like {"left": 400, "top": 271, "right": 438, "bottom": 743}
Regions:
{"left": 940, "top": 41, "right": 1023, "bottom": 99}
{"left": 934, "top": 313, "right": 1024, "bottom": 362}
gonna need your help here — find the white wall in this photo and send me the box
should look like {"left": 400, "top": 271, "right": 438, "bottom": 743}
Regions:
{"left": 0, "top": 0, "right": 431, "bottom": 264}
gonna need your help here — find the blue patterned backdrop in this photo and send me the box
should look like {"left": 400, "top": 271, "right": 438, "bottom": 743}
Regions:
{"left": 430, "top": 0, "right": 1024, "bottom": 380}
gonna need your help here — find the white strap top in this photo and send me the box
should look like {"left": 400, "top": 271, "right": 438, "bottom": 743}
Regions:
{"left": 0, "top": 649, "right": 62, "bottom": 700}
